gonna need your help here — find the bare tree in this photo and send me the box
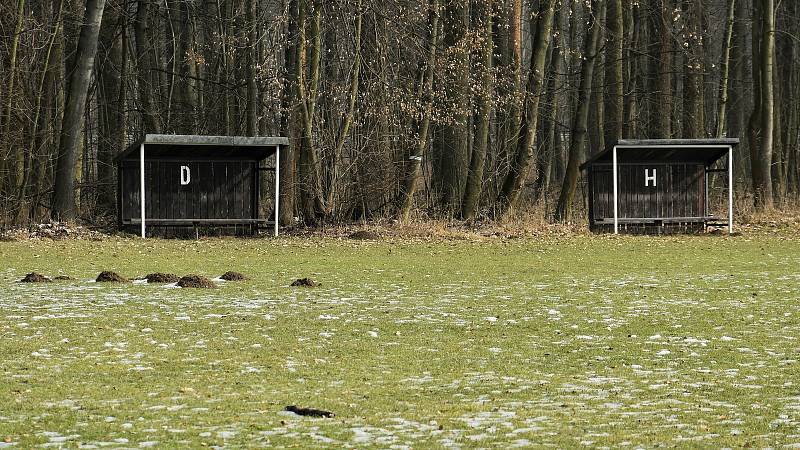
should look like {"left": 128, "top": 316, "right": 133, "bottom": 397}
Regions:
{"left": 748, "top": 0, "right": 775, "bottom": 209}
{"left": 436, "top": 0, "right": 471, "bottom": 215}
{"left": 716, "top": 0, "right": 736, "bottom": 138}
{"left": 554, "top": 0, "right": 603, "bottom": 222}
{"left": 51, "top": 0, "right": 107, "bottom": 220}
{"left": 461, "top": 0, "right": 493, "bottom": 221}
{"left": 496, "top": 0, "right": 557, "bottom": 217}
{"left": 398, "top": 0, "right": 440, "bottom": 223}
{"left": 604, "top": 0, "right": 624, "bottom": 149}
{"left": 1, "top": 0, "right": 27, "bottom": 199}
{"left": 655, "top": 0, "right": 673, "bottom": 139}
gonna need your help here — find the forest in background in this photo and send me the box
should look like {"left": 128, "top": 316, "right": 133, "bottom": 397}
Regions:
{"left": 0, "top": 0, "right": 797, "bottom": 228}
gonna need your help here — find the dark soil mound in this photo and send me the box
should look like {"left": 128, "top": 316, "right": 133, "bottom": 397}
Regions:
{"left": 145, "top": 272, "right": 180, "bottom": 283}
{"left": 284, "top": 405, "right": 334, "bottom": 418}
{"left": 53, "top": 275, "right": 74, "bottom": 281}
{"left": 178, "top": 275, "right": 217, "bottom": 288}
{"left": 348, "top": 230, "right": 380, "bottom": 240}
{"left": 96, "top": 271, "right": 129, "bottom": 283}
{"left": 290, "top": 278, "right": 319, "bottom": 287}
{"left": 20, "top": 272, "right": 51, "bottom": 283}
{"left": 220, "top": 271, "right": 248, "bottom": 281}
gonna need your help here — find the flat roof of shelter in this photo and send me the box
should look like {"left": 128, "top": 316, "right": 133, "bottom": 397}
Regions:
{"left": 119, "top": 134, "right": 289, "bottom": 161}
{"left": 582, "top": 138, "right": 740, "bottom": 168}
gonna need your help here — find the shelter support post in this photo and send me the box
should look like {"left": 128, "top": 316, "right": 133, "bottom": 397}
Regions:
{"left": 140, "top": 143, "right": 146, "bottom": 238}
{"left": 728, "top": 145, "right": 733, "bottom": 234}
{"left": 613, "top": 146, "right": 619, "bottom": 234}
{"left": 704, "top": 168, "right": 709, "bottom": 217}
{"left": 274, "top": 147, "right": 280, "bottom": 237}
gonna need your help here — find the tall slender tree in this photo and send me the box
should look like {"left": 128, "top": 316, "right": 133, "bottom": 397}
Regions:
{"left": 1, "top": 0, "right": 27, "bottom": 199}
{"left": 134, "top": 0, "right": 162, "bottom": 133}
{"left": 749, "top": 0, "right": 775, "bottom": 209}
{"left": 716, "top": 0, "right": 736, "bottom": 138}
{"left": 462, "top": 0, "right": 493, "bottom": 221}
{"left": 398, "top": 0, "right": 440, "bottom": 223}
{"left": 554, "top": 0, "right": 603, "bottom": 222}
{"left": 683, "top": 0, "right": 705, "bottom": 138}
{"left": 97, "top": 0, "right": 125, "bottom": 208}
{"left": 437, "top": 0, "right": 471, "bottom": 215}
{"left": 496, "top": 0, "right": 557, "bottom": 217}
{"left": 51, "top": 0, "right": 107, "bottom": 220}
{"left": 655, "top": 0, "right": 673, "bottom": 138}
{"left": 605, "top": 0, "right": 624, "bottom": 149}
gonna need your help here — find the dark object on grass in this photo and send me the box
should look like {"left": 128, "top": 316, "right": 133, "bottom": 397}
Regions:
{"left": 349, "top": 230, "right": 380, "bottom": 240}
{"left": 220, "top": 271, "right": 247, "bottom": 281}
{"left": 53, "top": 275, "right": 73, "bottom": 281}
{"left": 290, "top": 278, "right": 319, "bottom": 287}
{"left": 20, "top": 272, "right": 51, "bottom": 283}
{"left": 284, "top": 405, "right": 334, "bottom": 418}
{"left": 178, "top": 275, "right": 217, "bottom": 288}
{"left": 96, "top": 271, "right": 129, "bottom": 282}
{"left": 145, "top": 272, "right": 180, "bottom": 283}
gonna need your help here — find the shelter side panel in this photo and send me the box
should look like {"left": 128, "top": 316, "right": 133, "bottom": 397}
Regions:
{"left": 120, "top": 162, "right": 140, "bottom": 219}
{"left": 119, "top": 159, "right": 258, "bottom": 223}
{"left": 591, "top": 162, "right": 706, "bottom": 222}
{"left": 591, "top": 167, "right": 612, "bottom": 221}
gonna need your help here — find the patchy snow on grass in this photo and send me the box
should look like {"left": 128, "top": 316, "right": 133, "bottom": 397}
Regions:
{"left": 2, "top": 237, "right": 800, "bottom": 447}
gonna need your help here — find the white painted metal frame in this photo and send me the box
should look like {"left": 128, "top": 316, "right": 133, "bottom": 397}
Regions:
{"left": 727, "top": 145, "right": 733, "bottom": 234}
{"left": 139, "top": 143, "right": 146, "bottom": 238}
{"left": 704, "top": 168, "right": 709, "bottom": 217}
{"left": 138, "top": 143, "right": 283, "bottom": 238}
{"left": 613, "top": 146, "right": 619, "bottom": 234}
{"left": 611, "top": 144, "right": 735, "bottom": 235}
{"left": 274, "top": 147, "right": 280, "bottom": 237}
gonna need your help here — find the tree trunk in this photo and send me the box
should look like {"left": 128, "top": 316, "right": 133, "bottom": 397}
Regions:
{"left": 1, "top": 0, "right": 27, "bottom": 199}
{"left": 624, "top": 4, "right": 641, "bottom": 137}
{"left": 655, "top": 0, "right": 672, "bottom": 138}
{"left": 356, "top": 5, "right": 391, "bottom": 220}
{"left": 749, "top": 0, "right": 774, "bottom": 209}
{"left": 97, "top": 0, "right": 125, "bottom": 209}
{"left": 505, "top": 0, "right": 523, "bottom": 176}
{"left": 604, "top": 0, "right": 624, "bottom": 149}
{"left": 181, "top": 0, "right": 198, "bottom": 133}
{"left": 784, "top": 1, "right": 800, "bottom": 196}
{"left": 134, "top": 0, "right": 162, "bottom": 133}
{"left": 760, "top": 0, "right": 776, "bottom": 208}
{"left": 279, "top": 0, "right": 299, "bottom": 226}
{"left": 533, "top": 3, "right": 566, "bottom": 205}
{"left": 588, "top": 2, "right": 605, "bottom": 155}
{"left": 683, "top": 0, "right": 705, "bottom": 138}
{"left": 398, "top": 0, "right": 439, "bottom": 223}
{"left": 246, "top": 0, "right": 259, "bottom": 136}
{"left": 437, "top": 0, "right": 470, "bottom": 215}
{"left": 730, "top": 0, "right": 750, "bottom": 184}
{"left": 554, "top": 0, "right": 578, "bottom": 185}
{"left": 296, "top": 0, "right": 325, "bottom": 222}
{"left": 554, "top": 0, "right": 602, "bottom": 223}
{"left": 215, "top": 0, "right": 232, "bottom": 134}
{"left": 716, "top": 0, "right": 736, "bottom": 137}
{"left": 15, "top": 0, "right": 64, "bottom": 223}
{"left": 495, "top": 0, "right": 556, "bottom": 216}
{"left": 461, "top": 0, "right": 492, "bottom": 221}
{"left": 323, "top": 0, "right": 362, "bottom": 217}
{"left": 51, "top": 0, "right": 107, "bottom": 220}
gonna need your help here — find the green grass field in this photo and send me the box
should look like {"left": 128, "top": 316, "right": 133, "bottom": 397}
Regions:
{"left": 1, "top": 233, "right": 799, "bottom": 448}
